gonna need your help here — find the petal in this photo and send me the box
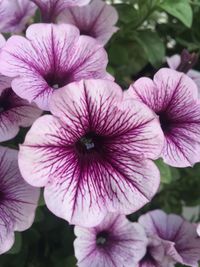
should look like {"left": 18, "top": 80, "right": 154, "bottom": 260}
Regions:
{"left": 18, "top": 115, "right": 68, "bottom": 187}
{"left": 0, "top": 89, "right": 42, "bottom": 142}
{"left": 138, "top": 210, "right": 183, "bottom": 239}
{"left": 0, "top": 75, "right": 12, "bottom": 94}
{"left": 0, "top": 224, "right": 14, "bottom": 254}
{"left": 197, "top": 223, "right": 200, "bottom": 236}
{"left": 65, "top": 35, "right": 108, "bottom": 81}
{"left": 0, "top": 33, "right": 6, "bottom": 48}
{"left": 32, "top": 0, "right": 90, "bottom": 22}
{"left": 0, "top": 35, "right": 43, "bottom": 77}
{"left": 172, "top": 221, "right": 200, "bottom": 266}
{"left": 44, "top": 158, "right": 160, "bottom": 227}
{"left": 0, "top": 147, "right": 40, "bottom": 232}
{"left": 166, "top": 55, "right": 180, "bottom": 70}
{"left": 58, "top": 0, "right": 119, "bottom": 45}
{"left": 188, "top": 69, "right": 200, "bottom": 95}
{"left": 25, "top": 23, "right": 80, "bottom": 71}
{"left": 130, "top": 68, "right": 198, "bottom": 113}
{"left": 11, "top": 76, "right": 52, "bottom": 110}
{"left": 161, "top": 101, "right": 200, "bottom": 167}
{"left": 50, "top": 79, "right": 123, "bottom": 124}
{"left": 0, "top": 0, "right": 36, "bottom": 33}
{"left": 104, "top": 158, "right": 160, "bottom": 215}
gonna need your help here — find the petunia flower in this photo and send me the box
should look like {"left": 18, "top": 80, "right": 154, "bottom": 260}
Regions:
{"left": 0, "top": 0, "right": 36, "bottom": 33}
{"left": 138, "top": 238, "right": 174, "bottom": 267}
{"left": 0, "top": 146, "right": 40, "bottom": 254}
{"left": 138, "top": 209, "right": 200, "bottom": 267}
{"left": 58, "top": 0, "right": 119, "bottom": 45}
{"left": 0, "top": 34, "right": 42, "bottom": 142}
{"left": 74, "top": 213, "right": 148, "bottom": 267}
{"left": 127, "top": 68, "right": 200, "bottom": 167}
{"left": 167, "top": 49, "right": 200, "bottom": 95}
{"left": 0, "top": 23, "right": 109, "bottom": 111}
{"left": 32, "top": 0, "right": 90, "bottom": 22}
{"left": 18, "top": 79, "right": 164, "bottom": 227}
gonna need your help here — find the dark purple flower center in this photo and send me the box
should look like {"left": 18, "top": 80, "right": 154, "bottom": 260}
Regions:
{"left": 177, "top": 49, "right": 199, "bottom": 73}
{"left": 75, "top": 132, "right": 105, "bottom": 156}
{"left": 79, "top": 29, "right": 95, "bottom": 38}
{"left": 0, "top": 191, "right": 5, "bottom": 202}
{"left": 157, "top": 111, "right": 172, "bottom": 133}
{"left": 44, "top": 71, "right": 71, "bottom": 89}
{"left": 0, "top": 88, "right": 13, "bottom": 112}
{"left": 96, "top": 231, "right": 109, "bottom": 247}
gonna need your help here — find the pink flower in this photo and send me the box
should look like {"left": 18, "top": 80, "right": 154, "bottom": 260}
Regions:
{"left": 167, "top": 50, "right": 200, "bottom": 95}
{"left": 0, "top": 0, "right": 36, "bottom": 33}
{"left": 74, "top": 214, "right": 148, "bottom": 267}
{"left": 58, "top": 0, "right": 118, "bottom": 45}
{"left": 18, "top": 79, "right": 163, "bottom": 227}
{"left": 139, "top": 210, "right": 200, "bottom": 267}
{"left": 0, "top": 34, "right": 41, "bottom": 142}
{"left": 0, "top": 23, "right": 109, "bottom": 110}
{"left": 127, "top": 68, "right": 200, "bottom": 167}
{"left": 0, "top": 146, "right": 40, "bottom": 254}
{"left": 32, "top": 0, "right": 90, "bottom": 22}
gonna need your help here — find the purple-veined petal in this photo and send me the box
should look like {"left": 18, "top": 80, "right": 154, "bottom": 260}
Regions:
{"left": 32, "top": 0, "right": 90, "bottom": 22}
{"left": 0, "top": 0, "right": 36, "bottom": 33}
{"left": 58, "top": 0, "right": 118, "bottom": 45}
{"left": 0, "top": 146, "right": 39, "bottom": 254}
{"left": 0, "top": 23, "right": 109, "bottom": 110}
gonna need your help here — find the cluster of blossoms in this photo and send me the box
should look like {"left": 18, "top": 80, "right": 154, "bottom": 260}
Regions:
{"left": 74, "top": 210, "right": 200, "bottom": 267}
{"left": 0, "top": 0, "right": 199, "bottom": 266}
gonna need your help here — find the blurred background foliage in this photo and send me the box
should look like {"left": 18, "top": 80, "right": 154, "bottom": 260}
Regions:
{"left": 1, "top": 0, "right": 200, "bottom": 266}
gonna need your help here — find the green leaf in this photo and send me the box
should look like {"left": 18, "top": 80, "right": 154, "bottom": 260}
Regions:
{"left": 38, "top": 192, "right": 45, "bottom": 206}
{"left": 116, "top": 4, "right": 139, "bottom": 25}
{"left": 159, "top": 0, "right": 193, "bottom": 27}
{"left": 156, "top": 159, "right": 172, "bottom": 184}
{"left": 8, "top": 233, "right": 22, "bottom": 254}
{"left": 135, "top": 30, "right": 165, "bottom": 66}
{"left": 66, "top": 256, "right": 77, "bottom": 267}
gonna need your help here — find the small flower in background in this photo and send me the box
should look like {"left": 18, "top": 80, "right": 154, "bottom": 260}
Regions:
{"left": 138, "top": 210, "right": 200, "bottom": 267}
{"left": 74, "top": 214, "right": 148, "bottom": 267}
{"left": 167, "top": 49, "right": 200, "bottom": 94}
{"left": 18, "top": 79, "right": 163, "bottom": 227}
{"left": 0, "top": 23, "right": 109, "bottom": 110}
{"left": 0, "top": 146, "right": 40, "bottom": 254}
{"left": 31, "top": 0, "right": 90, "bottom": 23}
{"left": 57, "top": 0, "right": 118, "bottom": 45}
{"left": 0, "top": 0, "right": 36, "bottom": 33}
{"left": 0, "top": 34, "right": 42, "bottom": 142}
{"left": 127, "top": 68, "right": 200, "bottom": 167}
